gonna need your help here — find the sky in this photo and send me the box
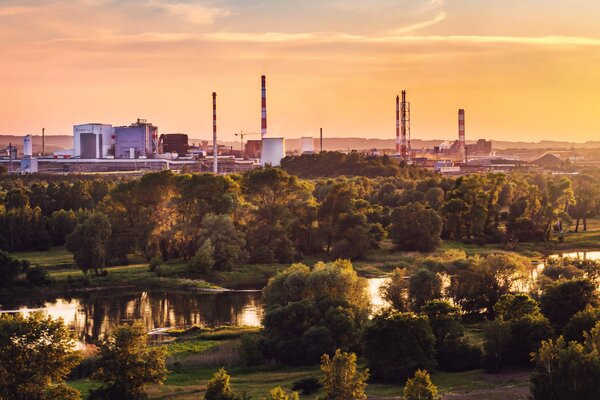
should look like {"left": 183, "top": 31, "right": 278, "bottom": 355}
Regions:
{"left": 1, "top": 0, "right": 600, "bottom": 143}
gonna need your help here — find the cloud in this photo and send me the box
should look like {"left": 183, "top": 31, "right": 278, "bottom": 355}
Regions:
{"left": 388, "top": 12, "right": 447, "bottom": 35}
{"left": 146, "top": 0, "right": 230, "bottom": 25}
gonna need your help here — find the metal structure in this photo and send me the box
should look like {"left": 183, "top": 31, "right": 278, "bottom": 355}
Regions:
{"left": 458, "top": 109, "right": 465, "bottom": 160}
{"left": 213, "top": 92, "right": 217, "bottom": 174}
{"left": 400, "top": 90, "right": 411, "bottom": 161}
{"left": 320, "top": 128, "right": 323, "bottom": 153}
{"left": 261, "top": 75, "right": 267, "bottom": 138}
{"left": 395, "top": 95, "right": 400, "bottom": 155}
{"left": 234, "top": 131, "right": 260, "bottom": 157}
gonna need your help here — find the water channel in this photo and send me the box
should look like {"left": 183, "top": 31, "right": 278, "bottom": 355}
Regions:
{"left": 1, "top": 251, "right": 598, "bottom": 345}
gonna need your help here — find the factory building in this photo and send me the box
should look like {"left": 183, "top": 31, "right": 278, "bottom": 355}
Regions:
{"left": 158, "top": 134, "right": 188, "bottom": 156}
{"left": 115, "top": 119, "right": 157, "bottom": 159}
{"left": 73, "top": 124, "right": 115, "bottom": 158}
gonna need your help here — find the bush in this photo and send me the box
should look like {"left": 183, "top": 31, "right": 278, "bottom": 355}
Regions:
{"left": 563, "top": 305, "right": 600, "bottom": 343}
{"left": 154, "top": 265, "right": 176, "bottom": 278}
{"left": 389, "top": 203, "right": 443, "bottom": 252}
{"left": 25, "top": 266, "right": 51, "bottom": 286}
{"left": 148, "top": 257, "right": 162, "bottom": 272}
{"left": 541, "top": 278, "right": 599, "bottom": 330}
{"left": 239, "top": 333, "right": 263, "bottom": 366}
{"left": 403, "top": 369, "right": 439, "bottom": 400}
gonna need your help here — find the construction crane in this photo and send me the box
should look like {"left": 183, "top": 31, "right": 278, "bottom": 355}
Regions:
{"left": 234, "top": 131, "right": 260, "bottom": 158}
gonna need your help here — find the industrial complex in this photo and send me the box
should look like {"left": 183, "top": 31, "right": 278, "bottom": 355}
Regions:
{"left": 0, "top": 75, "right": 568, "bottom": 176}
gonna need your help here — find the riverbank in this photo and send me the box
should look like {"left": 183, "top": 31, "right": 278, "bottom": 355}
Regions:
{"left": 7, "top": 221, "right": 600, "bottom": 298}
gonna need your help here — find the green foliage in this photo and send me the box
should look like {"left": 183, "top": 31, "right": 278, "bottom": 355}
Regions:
{"left": 379, "top": 268, "right": 408, "bottom": 311}
{"left": 389, "top": 202, "right": 442, "bottom": 252}
{"left": 320, "top": 349, "right": 369, "bottom": 400}
{"left": 197, "top": 213, "right": 248, "bottom": 270}
{"left": 189, "top": 239, "right": 216, "bottom": 274}
{"left": 0, "top": 250, "right": 30, "bottom": 287}
{"left": 540, "top": 278, "right": 599, "bottom": 330}
{"left": 403, "top": 369, "right": 439, "bottom": 400}
{"left": 268, "top": 386, "right": 300, "bottom": 400}
{"left": 530, "top": 322, "right": 600, "bottom": 400}
{"left": 261, "top": 260, "right": 370, "bottom": 365}
{"left": 47, "top": 209, "right": 78, "bottom": 246}
{"left": 420, "top": 300, "right": 482, "bottom": 371}
{"left": 563, "top": 305, "right": 600, "bottom": 343}
{"left": 239, "top": 333, "right": 264, "bottom": 366}
{"left": 148, "top": 257, "right": 162, "bottom": 272}
{"left": 364, "top": 310, "right": 436, "bottom": 383}
{"left": 65, "top": 211, "right": 112, "bottom": 275}
{"left": 0, "top": 312, "right": 81, "bottom": 400}
{"left": 88, "top": 322, "right": 167, "bottom": 400}
{"left": 205, "top": 368, "right": 234, "bottom": 400}
{"left": 484, "top": 295, "right": 553, "bottom": 372}
{"left": 408, "top": 268, "right": 443, "bottom": 310}
{"left": 494, "top": 293, "right": 543, "bottom": 321}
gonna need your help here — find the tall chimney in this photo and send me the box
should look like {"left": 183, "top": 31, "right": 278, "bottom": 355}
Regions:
{"left": 458, "top": 109, "right": 465, "bottom": 157}
{"left": 213, "top": 92, "right": 218, "bottom": 174}
{"left": 401, "top": 90, "right": 408, "bottom": 160}
{"left": 395, "top": 95, "right": 400, "bottom": 155}
{"left": 320, "top": 127, "right": 323, "bottom": 153}
{"left": 261, "top": 75, "right": 267, "bottom": 138}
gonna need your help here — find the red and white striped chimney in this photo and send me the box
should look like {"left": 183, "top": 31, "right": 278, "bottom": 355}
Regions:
{"left": 261, "top": 75, "right": 267, "bottom": 138}
{"left": 396, "top": 95, "right": 400, "bottom": 155}
{"left": 458, "top": 109, "right": 465, "bottom": 154}
{"left": 213, "top": 92, "right": 217, "bottom": 174}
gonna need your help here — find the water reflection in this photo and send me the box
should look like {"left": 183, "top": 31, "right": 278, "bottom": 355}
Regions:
{"left": 0, "top": 290, "right": 263, "bottom": 345}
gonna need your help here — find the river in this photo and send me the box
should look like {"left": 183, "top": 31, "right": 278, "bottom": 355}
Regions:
{"left": 1, "top": 251, "right": 598, "bottom": 345}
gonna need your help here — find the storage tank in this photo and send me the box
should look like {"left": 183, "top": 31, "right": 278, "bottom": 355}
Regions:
{"left": 261, "top": 137, "right": 285, "bottom": 166}
{"left": 300, "top": 137, "right": 314, "bottom": 154}
{"left": 23, "top": 135, "right": 33, "bottom": 157}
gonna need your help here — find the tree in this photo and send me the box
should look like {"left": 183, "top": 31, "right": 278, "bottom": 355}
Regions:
{"left": 189, "top": 239, "right": 216, "bottom": 274}
{"left": 379, "top": 268, "right": 408, "bottom": 311}
{"left": 89, "top": 322, "right": 167, "bottom": 400}
{"left": 420, "top": 300, "right": 482, "bottom": 371}
{"left": 364, "top": 310, "right": 436, "bottom": 382}
{"left": 389, "top": 203, "right": 442, "bottom": 252}
{"left": 65, "top": 212, "right": 112, "bottom": 275}
{"left": 408, "top": 269, "right": 442, "bottom": 310}
{"left": 563, "top": 305, "right": 600, "bottom": 342}
{"left": 320, "top": 349, "right": 369, "bottom": 400}
{"left": 0, "top": 250, "right": 30, "bottom": 287}
{"left": 493, "top": 293, "right": 543, "bottom": 321}
{"left": 47, "top": 209, "right": 78, "bottom": 246}
{"left": 261, "top": 260, "right": 370, "bottom": 365}
{"left": 0, "top": 312, "right": 81, "bottom": 400}
{"left": 204, "top": 368, "right": 234, "bottom": 400}
{"left": 540, "top": 278, "right": 599, "bottom": 330}
{"left": 197, "top": 213, "right": 247, "bottom": 270}
{"left": 530, "top": 322, "right": 600, "bottom": 400}
{"left": 403, "top": 370, "right": 439, "bottom": 400}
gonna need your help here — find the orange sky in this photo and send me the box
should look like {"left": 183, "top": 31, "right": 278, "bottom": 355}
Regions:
{"left": 1, "top": 0, "right": 600, "bottom": 142}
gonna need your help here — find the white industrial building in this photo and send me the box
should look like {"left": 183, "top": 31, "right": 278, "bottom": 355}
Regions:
{"left": 261, "top": 137, "right": 285, "bottom": 166}
{"left": 73, "top": 124, "right": 115, "bottom": 158}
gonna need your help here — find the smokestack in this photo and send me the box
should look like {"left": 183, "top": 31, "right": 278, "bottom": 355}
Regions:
{"left": 395, "top": 95, "right": 400, "bottom": 155}
{"left": 261, "top": 75, "right": 267, "bottom": 138}
{"left": 401, "top": 90, "right": 408, "bottom": 161}
{"left": 42, "top": 128, "right": 45, "bottom": 156}
{"left": 320, "top": 128, "right": 323, "bottom": 153}
{"left": 213, "top": 92, "right": 217, "bottom": 174}
{"left": 458, "top": 109, "right": 465, "bottom": 157}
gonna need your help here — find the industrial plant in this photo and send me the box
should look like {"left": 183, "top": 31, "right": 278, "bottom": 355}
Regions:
{"left": 0, "top": 75, "right": 533, "bottom": 176}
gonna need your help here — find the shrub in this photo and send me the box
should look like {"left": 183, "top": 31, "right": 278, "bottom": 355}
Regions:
{"left": 148, "top": 257, "right": 162, "bottom": 272}
{"left": 189, "top": 239, "right": 215, "bottom": 274}
{"left": 25, "top": 266, "right": 51, "bottom": 286}
{"left": 291, "top": 377, "right": 321, "bottom": 395}
{"left": 403, "top": 369, "right": 439, "bottom": 400}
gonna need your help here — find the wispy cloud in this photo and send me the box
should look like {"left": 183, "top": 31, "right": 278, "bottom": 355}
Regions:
{"left": 388, "top": 11, "right": 447, "bottom": 35}
{"left": 146, "top": 0, "right": 230, "bottom": 25}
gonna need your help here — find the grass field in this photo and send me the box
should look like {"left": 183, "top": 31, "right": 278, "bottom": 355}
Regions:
{"left": 68, "top": 325, "right": 529, "bottom": 400}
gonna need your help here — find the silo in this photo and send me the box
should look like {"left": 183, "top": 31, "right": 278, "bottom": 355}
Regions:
{"left": 300, "top": 137, "right": 314, "bottom": 154}
{"left": 23, "top": 135, "right": 33, "bottom": 157}
{"left": 261, "top": 137, "right": 285, "bottom": 166}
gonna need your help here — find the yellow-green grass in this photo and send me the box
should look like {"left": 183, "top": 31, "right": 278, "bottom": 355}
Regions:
{"left": 12, "top": 246, "right": 74, "bottom": 268}
{"left": 70, "top": 364, "right": 529, "bottom": 400}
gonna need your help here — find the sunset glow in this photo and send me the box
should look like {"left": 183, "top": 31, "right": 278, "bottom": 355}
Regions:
{"left": 1, "top": 0, "right": 599, "bottom": 142}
